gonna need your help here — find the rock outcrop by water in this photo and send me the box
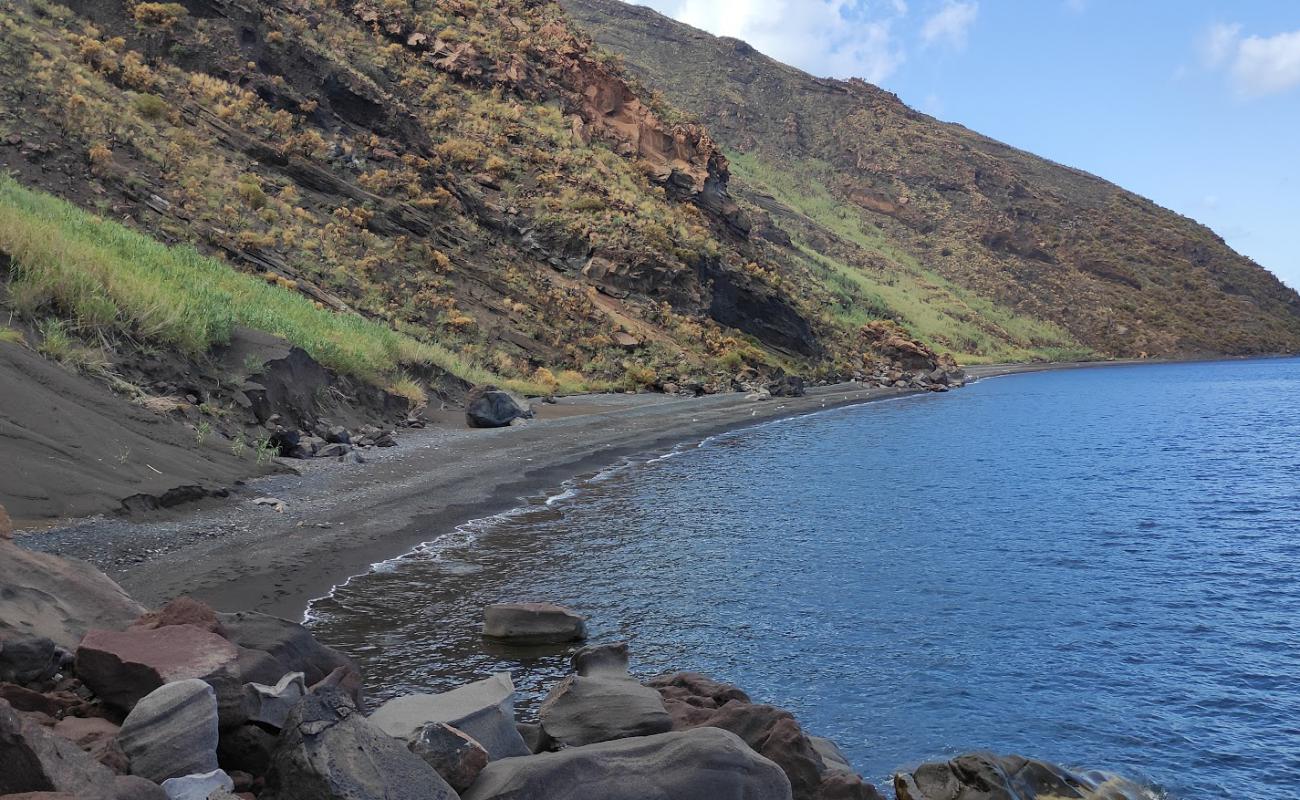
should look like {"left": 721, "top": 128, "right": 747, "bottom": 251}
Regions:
{"left": 0, "top": 544, "right": 1158, "bottom": 800}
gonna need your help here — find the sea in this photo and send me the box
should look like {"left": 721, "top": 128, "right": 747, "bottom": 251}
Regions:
{"left": 306, "top": 358, "right": 1300, "bottom": 798}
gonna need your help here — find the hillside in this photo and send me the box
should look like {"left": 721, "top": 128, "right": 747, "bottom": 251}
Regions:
{"left": 562, "top": 0, "right": 1300, "bottom": 360}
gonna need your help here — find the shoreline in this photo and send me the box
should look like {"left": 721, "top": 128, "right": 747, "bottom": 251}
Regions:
{"left": 15, "top": 357, "right": 1214, "bottom": 620}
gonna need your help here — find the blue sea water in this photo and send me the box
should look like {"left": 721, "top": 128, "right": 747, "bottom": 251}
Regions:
{"left": 307, "top": 359, "right": 1300, "bottom": 798}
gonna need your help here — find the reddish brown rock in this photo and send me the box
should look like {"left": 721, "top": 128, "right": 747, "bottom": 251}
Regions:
{"left": 74, "top": 625, "right": 241, "bottom": 715}
{"left": 0, "top": 683, "right": 73, "bottom": 717}
{"left": 648, "top": 673, "right": 883, "bottom": 800}
{"left": 53, "top": 716, "right": 127, "bottom": 773}
{"left": 130, "top": 596, "right": 226, "bottom": 636}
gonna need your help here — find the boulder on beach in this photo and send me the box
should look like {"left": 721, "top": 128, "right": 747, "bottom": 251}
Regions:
{"left": 243, "top": 672, "right": 307, "bottom": 730}
{"left": 649, "top": 672, "right": 884, "bottom": 800}
{"left": 74, "top": 625, "right": 242, "bottom": 718}
{"left": 538, "top": 642, "right": 672, "bottom": 748}
{"left": 407, "top": 721, "right": 490, "bottom": 792}
{"left": 893, "top": 753, "right": 1153, "bottom": 800}
{"left": 482, "top": 603, "right": 587, "bottom": 645}
{"left": 462, "top": 726, "right": 794, "bottom": 800}
{"left": 117, "top": 679, "right": 220, "bottom": 783}
{"left": 215, "top": 611, "right": 362, "bottom": 700}
{"left": 465, "top": 386, "right": 532, "bottom": 429}
{"left": 369, "top": 672, "right": 530, "bottom": 760}
{"left": 0, "top": 540, "right": 145, "bottom": 650}
{"left": 263, "top": 687, "right": 457, "bottom": 800}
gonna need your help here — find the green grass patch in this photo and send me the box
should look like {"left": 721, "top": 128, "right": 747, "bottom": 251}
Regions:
{"left": 0, "top": 176, "right": 554, "bottom": 393}
{"left": 727, "top": 151, "right": 1090, "bottom": 363}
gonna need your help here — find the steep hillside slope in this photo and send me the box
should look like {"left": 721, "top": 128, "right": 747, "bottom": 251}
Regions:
{"left": 2, "top": 0, "right": 954, "bottom": 406}
{"left": 562, "top": 0, "right": 1300, "bottom": 359}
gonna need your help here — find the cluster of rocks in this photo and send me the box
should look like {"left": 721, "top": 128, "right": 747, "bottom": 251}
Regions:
{"left": 266, "top": 421, "right": 398, "bottom": 461}
{"left": 848, "top": 365, "right": 967, "bottom": 393}
{"left": 0, "top": 539, "right": 1152, "bottom": 800}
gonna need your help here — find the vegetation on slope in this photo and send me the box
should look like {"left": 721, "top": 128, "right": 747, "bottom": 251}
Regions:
{"left": 561, "top": 0, "right": 1300, "bottom": 359}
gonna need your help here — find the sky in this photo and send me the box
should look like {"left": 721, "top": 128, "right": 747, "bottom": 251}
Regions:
{"left": 635, "top": 0, "right": 1300, "bottom": 288}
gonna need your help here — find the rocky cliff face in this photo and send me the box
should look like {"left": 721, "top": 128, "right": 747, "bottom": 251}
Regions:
{"left": 561, "top": 0, "right": 1300, "bottom": 360}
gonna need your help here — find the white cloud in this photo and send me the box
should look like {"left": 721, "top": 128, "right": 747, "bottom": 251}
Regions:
{"left": 1200, "top": 23, "right": 1300, "bottom": 97}
{"left": 639, "top": 0, "right": 907, "bottom": 84}
{"left": 920, "top": 1, "right": 978, "bottom": 50}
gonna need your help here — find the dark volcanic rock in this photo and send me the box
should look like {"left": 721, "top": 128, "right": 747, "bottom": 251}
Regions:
{"left": 0, "top": 636, "right": 60, "bottom": 685}
{"left": 407, "top": 721, "right": 490, "bottom": 792}
{"left": 216, "top": 612, "right": 361, "bottom": 699}
{"left": 462, "top": 726, "right": 793, "bottom": 800}
{"left": 482, "top": 603, "right": 587, "bottom": 645}
{"left": 465, "top": 386, "right": 532, "bottom": 429}
{"left": 263, "top": 688, "right": 457, "bottom": 800}
{"left": 893, "top": 753, "right": 1153, "bottom": 800}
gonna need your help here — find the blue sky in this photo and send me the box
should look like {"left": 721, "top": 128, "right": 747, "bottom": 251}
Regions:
{"left": 636, "top": 1, "right": 1300, "bottom": 288}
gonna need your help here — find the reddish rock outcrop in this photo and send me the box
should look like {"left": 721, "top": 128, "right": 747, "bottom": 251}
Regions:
{"left": 649, "top": 672, "right": 883, "bottom": 800}
{"left": 74, "top": 625, "right": 241, "bottom": 716}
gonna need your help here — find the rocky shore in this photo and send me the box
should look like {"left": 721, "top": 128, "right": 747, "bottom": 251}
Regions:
{"left": 0, "top": 527, "right": 1157, "bottom": 800}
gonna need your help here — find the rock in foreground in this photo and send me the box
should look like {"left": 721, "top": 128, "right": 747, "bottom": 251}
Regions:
{"left": 538, "top": 642, "right": 672, "bottom": 747}
{"left": 482, "top": 602, "right": 587, "bottom": 645}
{"left": 117, "top": 679, "right": 220, "bottom": 783}
{"left": 264, "top": 687, "right": 457, "bottom": 800}
{"left": 894, "top": 753, "right": 1156, "bottom": 800}
{"left": 369, "top": 672, "right": 531, "bottom": 760}
{"left": 463, "top": 726, "right": 793, "bottom": 800}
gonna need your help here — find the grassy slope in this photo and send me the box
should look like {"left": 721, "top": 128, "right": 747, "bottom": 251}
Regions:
{"left": 0, "top": 176, "right": 558, "bottom": 396}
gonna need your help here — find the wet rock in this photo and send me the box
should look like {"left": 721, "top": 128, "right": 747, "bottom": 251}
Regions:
{"left": 407, "top": 721, "right": 489, "bottom": 792}
{"left": 263, "top": 688, "right": 456, "bottom": 800}
{"left": 369, "top": 672, "right": 530, "bottom": 760}
{"left": 243, "top": 672, "right": 306, "bottom": 730}
{"left": 893, "top": 753, "right": 1153, "bottom": 800}
{"left": 75, "top": 626, "right": 242, "bottom": 719}
{"left": 0, "top": 636, "right": 61, "bottom": 685}
{"left": 216, "top": 612, "right": 361, "bottom": 701}
{"left": 538, "top": 643, "right": 672, "bottom": 748}
{"left": 462, "top": 726, "right": 793, "bottom": 800}
{"left": 649, "top": 673, "right": 883, "bottom": 800}
{"left": 0, "top": 541, "right": 145, "bottom": 650}
{"left": 466, "top": 386, "right": 532, "bottom": 429}
{"left": 482, "top": 603, "right": 587, "bottom": 645}
{"left": 118, "top": 679, "right": 220, "bottom": 783}
{"left": 161, "top": 769, "right": 233, "bottom": 800}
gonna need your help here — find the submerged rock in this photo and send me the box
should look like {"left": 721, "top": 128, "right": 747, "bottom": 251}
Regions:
{"left": 482, "top": 602, "right": 587, "bottom": 645}
{"left": 369, "top": 672, "right": 530, "bottom": 760}
{"left": 462, "top": 726, "right": 793, "bottom": 800}
{"left": 538, "top": 642, "right": 672, "bottom": 748}
{"left": 893, "top": 753, "right": 1155, "bottom": 800}
{"left": 263, "top": 687, "right": 456, "bottom": 800}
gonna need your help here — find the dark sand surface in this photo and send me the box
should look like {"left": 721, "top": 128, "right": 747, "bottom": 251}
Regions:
{"left": 18, "top": 361, "right": 1137, "bottom": 620}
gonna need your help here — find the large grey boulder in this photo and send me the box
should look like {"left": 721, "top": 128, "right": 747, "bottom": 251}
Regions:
{"left": 537, "top": 643, "right": 671, "bottom": 747}
{"left": 118, "top": 679, "right": 220, "bottom": 783}
{"left": 463, "top": 726, "right": 793, "bottom": 800}
{"left": 216, "top": 611, "right": 361, "bottom": 695}
{"left": 369, "top": 672, "right": 530, "bottom": 759}
{"left": 482, "top": 602, "right": 586, "bottom": 645}
{"left": 263, "top": 687, "right": 456, "bottom": 800}
{"left": 466, "top": 387, "right": 532, "bottom": 429}
{"left": 893, "top": 753, "right": 1153, "bottom": 800}
{"left": 0, "top": 540, "right": 144, "bottom": 650}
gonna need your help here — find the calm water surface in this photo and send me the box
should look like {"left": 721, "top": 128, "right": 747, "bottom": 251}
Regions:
{"left": 308, "top": 359, "right": 1300, "bottom": 798}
